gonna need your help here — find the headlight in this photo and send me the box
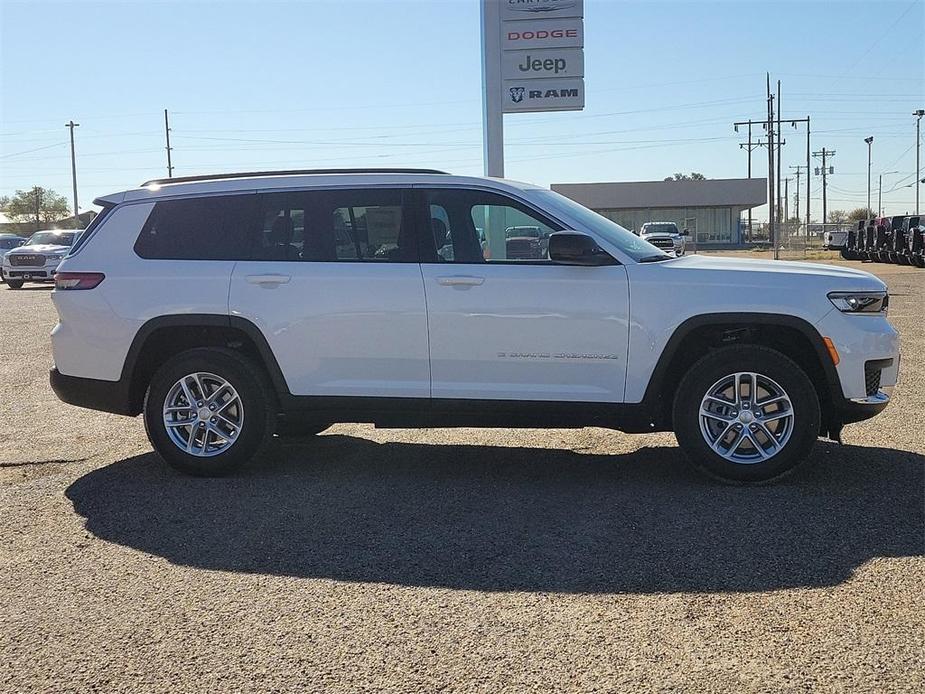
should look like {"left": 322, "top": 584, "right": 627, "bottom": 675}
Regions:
{"left": 828, "top": 291, "right": 888, "bottom": 314}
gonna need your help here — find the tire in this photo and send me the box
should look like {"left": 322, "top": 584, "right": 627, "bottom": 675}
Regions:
{"left": 915, "top": 255, "right": 925, "bottom": 268}
{"left": 672, "top": 345, "right": 821, "bottom": 484}
{"left": 143, "top": 347, "right": 275, "bottom": 476}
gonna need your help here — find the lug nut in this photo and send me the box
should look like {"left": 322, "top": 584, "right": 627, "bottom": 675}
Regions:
{"left": 209, "top": 404, "right": 216, "bottom": 411}
{"left": 210, "top": 417, "right": 216, "bottom": 423}
{"left": 197, "top": 401, "right": 203, "bottom": 407}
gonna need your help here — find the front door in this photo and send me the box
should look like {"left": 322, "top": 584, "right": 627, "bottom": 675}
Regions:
{"left": 229, "top": 187, "right": 430, "bottom": 397}
{"left": 417, "top": 187, "right": 630, "bottom": 403}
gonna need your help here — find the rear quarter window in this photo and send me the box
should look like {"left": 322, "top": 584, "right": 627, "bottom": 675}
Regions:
{"left": 134, "top": 195, "right": 256, "bottom": 260}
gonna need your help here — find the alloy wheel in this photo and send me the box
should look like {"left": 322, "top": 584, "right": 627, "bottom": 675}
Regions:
{"left": 162, "top": 372, "right": 244, "bottom": 457}
{"left": 698, "top": 371, "right": 794, "bottom": 464}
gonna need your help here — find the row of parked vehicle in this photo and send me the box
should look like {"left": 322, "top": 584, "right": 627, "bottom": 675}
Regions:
{"left": 840, "top": 215, "right": 924, "bottom": 267}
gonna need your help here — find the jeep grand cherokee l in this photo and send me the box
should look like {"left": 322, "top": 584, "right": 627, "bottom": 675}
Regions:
{"left": 49, "top": 169, "right": 899, "bottom": 483}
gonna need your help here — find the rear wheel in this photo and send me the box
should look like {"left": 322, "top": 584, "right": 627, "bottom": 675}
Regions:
{"left": 143, "top": 348, "right": 274, "bottom": 476}
{"left": 6, "top": 279, "right": 23, "bottom": 289}
{"left": 673, "top": 346, "right": 820, "bottom": 484}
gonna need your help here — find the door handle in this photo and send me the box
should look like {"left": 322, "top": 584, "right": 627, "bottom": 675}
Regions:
{"left": 436, "top": 275, "right": 485, "bottom": 286}
{"left": 245, "top": 273, "right": 291, "bottom": 286}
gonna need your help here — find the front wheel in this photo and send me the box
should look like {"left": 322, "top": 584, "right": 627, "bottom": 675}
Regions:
{"left": 143, "top": 348, "right": 274, "bottom": 476}
{"left": 673, "top": 346, "right": 820, "bottom": 484}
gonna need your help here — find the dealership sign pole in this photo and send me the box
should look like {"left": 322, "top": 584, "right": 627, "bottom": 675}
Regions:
{"left": 481, "top": 0, "right": 585, "bottom": 177}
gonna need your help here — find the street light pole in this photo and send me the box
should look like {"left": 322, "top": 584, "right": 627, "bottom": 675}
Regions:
{"left": 879, "top": 170, "right": 899, "bottom": 216}
{"left": 864, "top": 136, "right": 873, "bottom": 214}
{"left": 915, "top": 110, "right": 924, "bottom": 214}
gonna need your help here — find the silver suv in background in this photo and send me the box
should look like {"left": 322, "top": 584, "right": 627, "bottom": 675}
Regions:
{"left": 2, "top": 230, "right": 79, "bottom": 289}
{"left": 0, "top": 234, "right": 26, "bottom": 284}
{"left": 639, "top": 222, "right": 687, "bottom": 256}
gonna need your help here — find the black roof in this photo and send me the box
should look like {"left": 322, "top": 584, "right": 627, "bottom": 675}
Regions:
{"left": 141, "top": 168, "right": 449, "bottom": 187}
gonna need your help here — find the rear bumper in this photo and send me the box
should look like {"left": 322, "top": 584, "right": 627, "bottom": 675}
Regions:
{"left": 49, "top": 368, "right": 136, "bottom": 416}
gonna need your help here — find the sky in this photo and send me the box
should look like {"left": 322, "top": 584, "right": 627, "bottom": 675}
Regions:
{"left": 1, "top": 0, "right": 923, "bottom": 221}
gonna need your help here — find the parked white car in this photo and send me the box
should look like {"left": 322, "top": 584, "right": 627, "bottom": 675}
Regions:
{"left": 49, "top": 169, "right": 898, "bottom": 483}
{"left": 824, "top": 229, "right": 848, "bottom": 250}
{"left": 2, "top": 229, "right": 79, "bottom": 289}
{"left": 639, "top": 221, "right": 687, "bottom": 256}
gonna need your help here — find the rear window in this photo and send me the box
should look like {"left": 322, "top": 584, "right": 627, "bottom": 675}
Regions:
{"left": 0, "top": 238, "right": 22, "bottom": 250}
{"left": 251, "top": 188, "right": 410, "bottom": 262}
{"left": 135, "top": 195, "right": 256, "bottom": 260}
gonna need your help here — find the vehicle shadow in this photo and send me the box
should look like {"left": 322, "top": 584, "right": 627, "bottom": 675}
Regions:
{"left": 66, "top": 435, "right": 924, "bottom": 594}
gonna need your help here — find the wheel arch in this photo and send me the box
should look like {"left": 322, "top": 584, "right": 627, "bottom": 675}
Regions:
{"left": 122, "top": 314, "right": 289, "bottom": 415}
{"left": 643, "top": 313, "right": 844, "bottom": 431}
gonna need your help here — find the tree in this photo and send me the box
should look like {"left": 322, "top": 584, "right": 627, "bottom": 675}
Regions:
{"left": 847, "top": 207, "right": 875, "bottom": 222}
{"left": 826, "top": 209, "right": 848, "bottom": 225}
{"left": 0, "top": 187, "right": 70, "bottom": 231}
{"left": 664, "top": 172, "right": 706, "bottom": 181}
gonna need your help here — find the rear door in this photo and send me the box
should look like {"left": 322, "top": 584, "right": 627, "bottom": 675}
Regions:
{"left": 229, "top": 187, "right": 430, "bottom": 397}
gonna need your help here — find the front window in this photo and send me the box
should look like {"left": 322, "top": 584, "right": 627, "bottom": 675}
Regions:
{"left": 527, "top": 190, "right": 668, "bottom": 262}
{"left": 641, "top": 223, "right": 679, "bottom": 235}
{"left": 0, "top": 238, "right": 22, "bottom": 250}
{"left": 26, "top": 231, "right": 77, "bottom": 246}
{"left": 423, "top": 189, "right": 558, "bottom": 263}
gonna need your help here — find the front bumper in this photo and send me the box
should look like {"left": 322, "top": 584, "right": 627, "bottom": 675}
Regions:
{"left": 2, "top": 263, "right": 60, "bottom": 281}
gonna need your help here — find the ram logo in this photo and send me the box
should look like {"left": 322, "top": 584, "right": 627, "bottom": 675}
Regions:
{"left": 509, "top": 87, "right": 525, "bottom": 103}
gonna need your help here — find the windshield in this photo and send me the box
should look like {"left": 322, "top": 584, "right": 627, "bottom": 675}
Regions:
{"left": 506, "top": 226, "right": 540, "bottom": 239}
{"left": 642, "top": 223, "right": 679, "bottom": 235}
{"left": 26, "top": 231, "right": 77, "bottom": 246}
{"left": 528, "top": 190, "right": 668, "bottom": 262}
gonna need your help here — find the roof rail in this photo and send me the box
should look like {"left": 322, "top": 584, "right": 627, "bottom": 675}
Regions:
{"left": 141, "top": 168, "right": 449, "bottom": 187}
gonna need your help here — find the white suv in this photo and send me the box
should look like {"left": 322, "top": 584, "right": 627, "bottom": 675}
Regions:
{"left": 49, "top": 169, "right": 899, "bottom": 483}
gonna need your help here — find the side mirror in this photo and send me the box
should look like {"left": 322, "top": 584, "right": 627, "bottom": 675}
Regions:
{"left": 548, "top": 231, "right": 617, "bottom": 266}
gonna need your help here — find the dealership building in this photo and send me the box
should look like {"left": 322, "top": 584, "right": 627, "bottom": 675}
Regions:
{"left": 551, "top": 177, "right": 767, "bottom": 247}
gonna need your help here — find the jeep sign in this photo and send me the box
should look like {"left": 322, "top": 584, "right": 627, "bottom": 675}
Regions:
{"left": 502, "top": 77, "right": 585, "bottom": 112}
{"left": 502, "top": 47, "right": 583, "bottom": 79}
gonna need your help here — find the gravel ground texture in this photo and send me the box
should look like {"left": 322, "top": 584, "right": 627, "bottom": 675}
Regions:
{"left": 0, "top": 255, "right": 922, "bottom": 693}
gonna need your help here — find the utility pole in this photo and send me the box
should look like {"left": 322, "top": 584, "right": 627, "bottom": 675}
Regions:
{"left": 813, "top": 148, "right": 835, "bottom": 225}
{"left": 790, "top": 165, "right": 805, "bottom": 223}
{"left": 32, "top": 186, "right": 42, "bottom": 231}
{"left": 164, "top": 109, "right": 174, "bottom": 178}
{"left": 734, "top": 119, "right": 765, "bottom": 242}
{"left": 776, "top": 79, "right": 782, "bottom": 226}
{"left": 879, "top": 170, "right": 899, "bottom": 215}
{"left": 65, "top": 120, "right": 80, "bottom": 229}
{"left": 783, "top": 177, "right": 790, "bottom": 225}
{"left": 767, "top": 73, "right": 776, "bottom": 255}
{"left": 864, "top": 136, "right": 874, "bottom": 214}
{"left": 915, "top": 109, "right": 924, "bottom": 214}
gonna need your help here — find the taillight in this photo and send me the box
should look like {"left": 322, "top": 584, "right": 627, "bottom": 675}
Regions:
{"left": 54, "top": 272, "right": 105, "bottom": 290}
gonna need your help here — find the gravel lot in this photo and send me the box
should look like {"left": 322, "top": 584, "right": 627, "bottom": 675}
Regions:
{"left": 1, "top": 257, "right": 922, "bottom": 692}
